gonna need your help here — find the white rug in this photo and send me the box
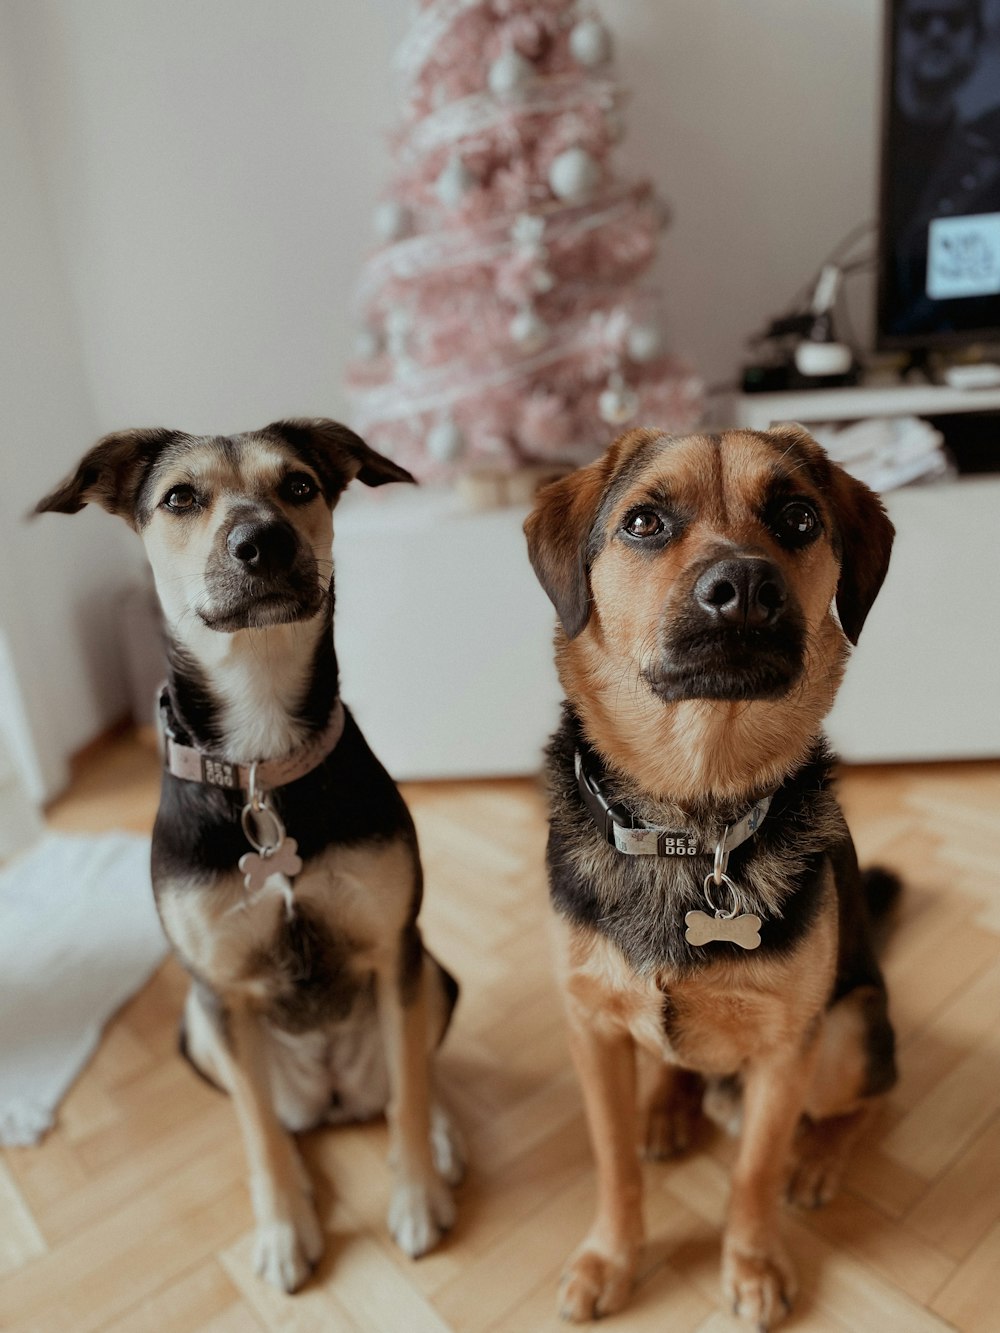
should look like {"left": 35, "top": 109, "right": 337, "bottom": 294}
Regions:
{"left": 0, "top": 832, "right": 167, "bottom": 1146}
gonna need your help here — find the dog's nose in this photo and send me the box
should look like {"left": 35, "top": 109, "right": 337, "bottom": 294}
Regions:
{"left": 693, "top": 558, "right": 788, "bottom": 628}
{"left": 227, "top": 520, "right": 298, "bottom": 575}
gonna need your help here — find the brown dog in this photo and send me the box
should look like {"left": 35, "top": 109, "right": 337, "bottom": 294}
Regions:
{"left": 524, "top": 425, "right": 898, "bottom": 1327}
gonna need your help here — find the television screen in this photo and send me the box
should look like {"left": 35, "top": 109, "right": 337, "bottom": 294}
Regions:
{"left": 878, "top": 0, "right": 1000, "bottom": 347}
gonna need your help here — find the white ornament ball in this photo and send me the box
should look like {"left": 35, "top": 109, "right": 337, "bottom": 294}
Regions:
{"left": 626, "top": 322, "right": 665, "bottom": 364}
{"left": 598, "top": 377, "right": 640, "bottom": 426}
{"left": 548, "top": 146, "right": 601, "bottom": 204}
{"left": 531, "top": 266, "right": 556, "bottom": 294}
{"left": 435, "top": 155, "right": 477, "bottom": 209}
{"left": 509, "top": 307, "right": 550, "bottom": 354}
{"left": 353, "top": 327, "right": 383, "bottom": 360}
{"left": 488, "top": 48, "right": 534, "bottom": 97}
{"left": 569, "top": 17, "right": 612, "bottom": 68}
{"left": 427, "top": 418, "right": 466, "bottom": 463}
{"left": 373, "top": 200, "right": 411, "bottom": 243}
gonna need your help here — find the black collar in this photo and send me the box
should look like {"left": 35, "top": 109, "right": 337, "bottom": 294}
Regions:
{"left": 157, "top": 685, "right": 346, "bottom": 794}
{"left": 574, "top": 745, "right": 774, "bottom": 860}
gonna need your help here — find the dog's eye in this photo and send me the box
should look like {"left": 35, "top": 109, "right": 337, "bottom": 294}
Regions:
{"left": 163, "top": 485, "right": 197, "bottom": 513}
{"left": 281, "top": 472, "right": 318, "bottom": 504}
{"left": 623, "top": 509, "right": 664, "bottom": 539}
{"left": 774, "top": 500, "right": 820, "bottom": 546}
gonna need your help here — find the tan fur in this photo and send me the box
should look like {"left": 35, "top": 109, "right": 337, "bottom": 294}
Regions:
{"left": 143, "top": 442, "right": 334, "bottom": 624}
{"left": 207, "top": 999, "right": 325, "bottom": 1290}
{"left": 806, "top": 984, "right": 883, "bottom": 1119}
{"left": 554, "top": 873, "right": 840, "bottom": 1325}
{"left": 37, "top": 421, "right": 459, "bottom": 1294}
{"left": 556, "top": 430, "right": 848, "bottom": 807}
{"left": 529, "top": 427, "right": 895, "bottom": 1327}
{"left": 555, "top": 864, "right": 836, "bottom": 1085}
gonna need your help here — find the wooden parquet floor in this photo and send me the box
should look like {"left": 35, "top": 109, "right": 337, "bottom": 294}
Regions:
{"left": 2, "top": 733, "right": 999, "bottom": 1332}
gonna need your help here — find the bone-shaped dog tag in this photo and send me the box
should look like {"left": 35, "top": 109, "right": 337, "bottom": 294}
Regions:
{"left": 685, "top": 908, "right": 762, "bottom": 950}
{"left": 239, "top": 838, "right": 303, "bottom": 895}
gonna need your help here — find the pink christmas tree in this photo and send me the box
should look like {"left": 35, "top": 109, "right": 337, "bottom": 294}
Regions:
{"left": 345, "top": 0, "right": 703, "bottom": 482}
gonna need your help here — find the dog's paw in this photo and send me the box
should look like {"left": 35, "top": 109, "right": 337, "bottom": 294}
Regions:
{"left": 787, "top": 1149, "right": 843, "bottom": 1210}
{"left": 252, "top": 1199, "right": 324, "bottom": 1293}
{"left": 786, "top": 1112, "right": 861, "bottom": 1210}
{"left": 557, "top": 1244, "right": 637, "bottom": 1322}
{"left": 430, "top": 1104, "right": 467, "bottom": 1187}
{"left": 722, "top": 1239, "right": 796, "bottom": 1329}
{"left": 388, "top": 1176, "right": 456, "bottom": 1258}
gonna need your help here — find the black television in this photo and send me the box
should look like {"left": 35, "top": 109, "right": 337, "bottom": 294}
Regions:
{"left": 877, "top": 0, "right": 1000, "bottom": 351}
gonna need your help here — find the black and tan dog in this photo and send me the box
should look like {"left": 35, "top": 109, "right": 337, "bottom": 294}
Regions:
{"left": 524, "top": 424, "right": 898, "bottom": 1328}
{"left": 36, "top": 419, "right": 462, "bottom": 1292}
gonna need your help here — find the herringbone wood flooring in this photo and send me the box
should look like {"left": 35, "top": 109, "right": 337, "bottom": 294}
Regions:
{"left": 2, "top": 732, "right": 999, "bottom": 1332}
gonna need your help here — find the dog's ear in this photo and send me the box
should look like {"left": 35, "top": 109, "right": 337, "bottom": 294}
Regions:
{"left": 825, "top": 463, "right": 895, "bottom": 645}
{"left": 524, "top": 458, "right": 613, "bottom": 640}
{"left": 768, "top": 422, "right": 894, "bottom": 645}
{"left": 266, "top": 419, "right": 415, "bottom": 494}
{"left": 34, "top": 429, "right": 180, "bottom": 525}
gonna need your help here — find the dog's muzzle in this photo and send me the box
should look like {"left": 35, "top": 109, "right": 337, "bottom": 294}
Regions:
{"left": 646, "top": 555, "right": 805, "bottom": 703}
{"left": 692, "top": 557, "right": 788, "bottom": 631}
{"left": 227, "top": 519, "right": 299, "bottom": 577}
{"left": 199, "top": 517, "right": 323, "bottom": 630}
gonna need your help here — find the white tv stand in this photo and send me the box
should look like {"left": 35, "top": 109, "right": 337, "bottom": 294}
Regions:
{"left": 731, "top": 380, "right": 1000, "bottom": 431}
{"left": 725, "top": 383, "right": 1000, "bottom": 762}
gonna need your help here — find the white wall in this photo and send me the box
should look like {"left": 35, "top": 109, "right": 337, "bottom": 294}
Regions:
{"left": 0, "top": 11, "right": 136, "bottom": 801}
{"left": 1, "top": 0, "right": 884, "bottom": 795}
{"left": 602, "top": 0, "right": 881, "bottom": 387}
{"left": 4, "top": 0, "right": 403, "bottom": 432}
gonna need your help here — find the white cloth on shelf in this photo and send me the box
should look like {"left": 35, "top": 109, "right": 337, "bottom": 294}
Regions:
{"left": 0, "top": 832, "right": 165, "bottom": 1146}
{"left": 809, "top": 415, "right": 952, "bottom": 493}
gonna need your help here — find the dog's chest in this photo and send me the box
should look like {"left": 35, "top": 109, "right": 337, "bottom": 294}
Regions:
{"left": 559, "top": 836, "right": 716, "bottom": 970}
{"left": 157, "top": 837, "right": 416, "bottom": 1006}
{"left": 559, "top": 905, "right": 836, "bottom": 1076}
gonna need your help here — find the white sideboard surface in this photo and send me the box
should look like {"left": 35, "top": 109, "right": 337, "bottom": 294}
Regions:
{"left": 332, "top": 485, "right": 562, "bottom": 781}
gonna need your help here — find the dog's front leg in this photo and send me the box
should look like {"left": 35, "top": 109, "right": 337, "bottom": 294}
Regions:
{"left": 376, "top": 944, "right": 455, "bottom": 1258}
{"left": 722, "top": 1048, "right": 816, "bottom": 1328}
{"left": 218, "top": 1003, "right": 323, "bottom": 1292}
{"left": 559, "top": 1013, "right": 643, "bottom": 1322}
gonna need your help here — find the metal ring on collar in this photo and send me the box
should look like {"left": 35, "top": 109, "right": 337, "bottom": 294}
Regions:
{"left": 712, "top": 829, "right": 731, "bottom": 885}
{"left": 703, "top": 871, "right": 741, "bottom": 919}
{"left": 248, "top": 761, "right": 264, "bottom": 812}
{"left": 241, "top": 800, "right": 284, "bottom": 854}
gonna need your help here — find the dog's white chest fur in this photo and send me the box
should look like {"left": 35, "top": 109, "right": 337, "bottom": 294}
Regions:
{"left": 178, "top": 620, "right": 317, "bottom": 762}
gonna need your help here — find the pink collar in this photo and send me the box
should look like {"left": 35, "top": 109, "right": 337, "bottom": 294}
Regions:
{"left": 157, "top": 686, "right": 346, "bottom": 794}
